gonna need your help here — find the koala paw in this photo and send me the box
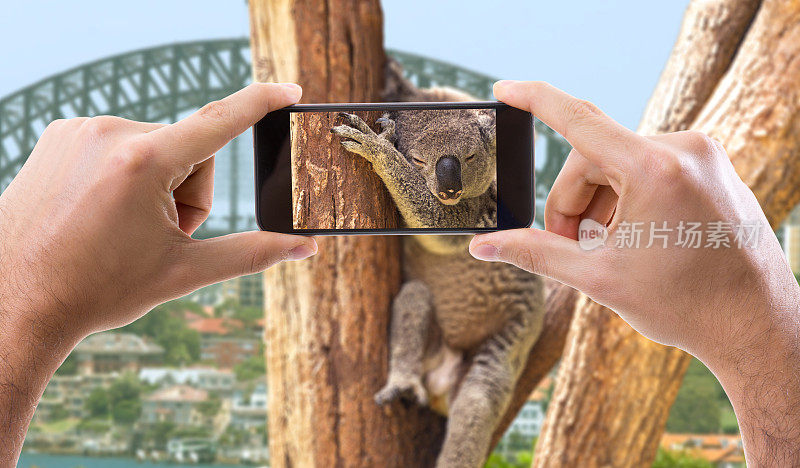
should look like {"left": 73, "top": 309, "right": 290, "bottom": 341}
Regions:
{"left": 376, "top": 115, "right": 396, "bottom": 142}
{"left": 375, "top": 374, "right": 428, "bottom": 407}
{"left": 330, "top": 112, "right": 395, "bottom": 163}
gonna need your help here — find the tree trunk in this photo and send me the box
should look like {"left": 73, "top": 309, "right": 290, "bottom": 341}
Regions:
{"left": 535, "top": 0, "right": 800, "bottom": 466}
{"left": 250, "top": 2, "right": 445, "bottom": 467}
{"left": 290, "top": 110, "right": 398, "bottom": 230}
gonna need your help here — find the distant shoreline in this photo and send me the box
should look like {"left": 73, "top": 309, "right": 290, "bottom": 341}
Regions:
{"left": 19, "top": 452, "right": 249, "bottom": 468}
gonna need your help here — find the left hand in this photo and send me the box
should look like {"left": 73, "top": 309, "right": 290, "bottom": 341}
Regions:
{"left": 0, "top": 83, "right": 317, "bottom": 340}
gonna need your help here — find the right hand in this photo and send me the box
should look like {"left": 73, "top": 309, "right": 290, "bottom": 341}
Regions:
{"left": 469, "top": 81, "right": 799, "bottom": 367}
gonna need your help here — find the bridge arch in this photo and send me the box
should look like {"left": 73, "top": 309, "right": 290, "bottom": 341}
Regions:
{"left": 0, "top": 38, "right": 568, "bottom": 235}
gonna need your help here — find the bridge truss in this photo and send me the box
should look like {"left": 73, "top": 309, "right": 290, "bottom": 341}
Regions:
{"left": 0, "top": 39, "right": 569, "bottom": 235}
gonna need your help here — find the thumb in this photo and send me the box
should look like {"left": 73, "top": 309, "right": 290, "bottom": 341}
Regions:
{"left": 180, "top": 231, "right": 317, "bottom": 288}
{"left": 469, "top": 228, "right": 602, "bottom": 293}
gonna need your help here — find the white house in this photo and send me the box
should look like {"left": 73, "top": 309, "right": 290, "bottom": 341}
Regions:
{"left": 139, "top": 367, "right": 235, "bottom": 394}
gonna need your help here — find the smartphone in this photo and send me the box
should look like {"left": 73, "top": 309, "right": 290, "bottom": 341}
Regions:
{"left": 254, "top": 102, "right": 534, "bottom": 234}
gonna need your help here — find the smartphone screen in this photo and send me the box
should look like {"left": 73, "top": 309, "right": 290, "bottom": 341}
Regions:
{"left": 254, "top": 102, "right": 533, "bottom": 234}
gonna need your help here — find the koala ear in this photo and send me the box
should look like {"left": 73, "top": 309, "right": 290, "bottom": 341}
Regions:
{"left": 477, "top": 109, "right": 496, "bottom": 151}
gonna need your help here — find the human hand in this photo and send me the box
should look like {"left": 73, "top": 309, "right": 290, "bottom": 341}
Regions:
{"left": 469, "top": 81, "right": 799, "bottom": 366}
{"left": 0, "top": 83, "right": 317, "bottom": 341}
{"left": 0, "top": 82, "right": 319, "bottom": 463}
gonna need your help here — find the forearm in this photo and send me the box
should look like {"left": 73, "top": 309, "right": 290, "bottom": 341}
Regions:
{"left": 0, "top": 83, "right": 310, "bottom": 466}
{"left": 0, "top": 290, "right": 80, "bottom": 465}
{"left": 704, "top": 299, "right": 800, "bottom": 466}
{"left": 372, "top": 155, "right": 442, "bottom": 227}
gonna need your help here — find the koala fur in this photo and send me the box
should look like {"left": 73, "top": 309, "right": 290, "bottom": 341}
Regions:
{"left": 331, "top": 68, "right": 545, "bottom": 468}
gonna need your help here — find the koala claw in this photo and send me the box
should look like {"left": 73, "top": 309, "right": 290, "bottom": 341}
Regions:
{"left": 330, "top": 124, "right": 364, "bottom": 141}
{"left": 337, "top": 112, "right": 372, "bottom": 133}
{"left": 375, "top": 375, "right": 428, "bottom": 407}
{"left": 332, "top": 116, "right": 398, "bottom": 167}
{"left": 339, "top": 140, "right": 367, "bottom": 158}
{"left": 376, "top": 116, "right": 396, "bottom": 142}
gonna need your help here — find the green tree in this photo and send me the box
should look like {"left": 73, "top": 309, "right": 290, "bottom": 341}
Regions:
{"left": 49, "top": 405, "right": 70, "bottom": 422}
{"left": 230, "top": 304, "right": 262, "bottom": 325}
{"left": 54, "top": 354, "right": 77, "bottom": 376}
{"left": 121, "top": 299, "right": 202, "bottom": 366}
{"left": 197, "top": 395, "right": 222, "bottom": 418}
{"left": 234, "top": 351, "right": 266, "bottom": 381}
{"left": 485, "top": 450, "right": 533, "bottom": 468}
{"left": 720, "top": 407, "right": 739, "bottom": 434}
{"left": 667, "top": 360, "right": 724, "bottom": 433}
{"left": 214, "top": 297, "right": 262, "bottom": 336}
{"left": 503, "top": 430, "right": 534, "bottom": 452}
{"left": 652, "top": 448, "right": 713, "bottom": 468}
{"left": 85, "top": 387, "right": 110, "bottom": 418}
{"left": 173, "top": 425, "right": 212, "bottom": 439}
{"left": 77, "top": 419, "right": 111, "bottom": 434}
{"left": 540, "top": 380, "right": 555, "bottom": 413}
{"left": 108, "top": 373, "right": 142, "bottom": 425}
{"left": 219, "top": 425, "right": 250, "bottom": 447}
{"left": 112, "top": 399, "right": 140, "bottom": 425}
{"left": 161, "top": 327, "right": 201, "bottom": 365}
{"left": 137, "top": 421, "right": 176, "bottom": 450}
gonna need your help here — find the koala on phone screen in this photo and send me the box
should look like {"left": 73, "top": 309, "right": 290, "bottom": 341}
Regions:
{"left": 332, "top": 106, "right": 497, "bottom": 253}
{"left": 332, "top": 84, "right": 545, "bottom": 468}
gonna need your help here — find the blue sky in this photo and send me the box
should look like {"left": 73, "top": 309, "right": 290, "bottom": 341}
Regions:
{"left": 0, "top": 0, "right": 689, "bottom": 129}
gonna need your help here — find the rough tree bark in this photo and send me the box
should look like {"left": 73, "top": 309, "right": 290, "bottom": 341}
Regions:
{"left": 250, "top": 2, "right": 445, "bottom": 467}
{"left": 290, "top": 110, "right": 396, "bottom": 229}
{"left": 535, "top": 0, "right": 800, "bottom": 466}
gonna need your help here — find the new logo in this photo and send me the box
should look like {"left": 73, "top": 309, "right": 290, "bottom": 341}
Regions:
{"left": 578, "top": 218, "right": 607, "bottom": 251}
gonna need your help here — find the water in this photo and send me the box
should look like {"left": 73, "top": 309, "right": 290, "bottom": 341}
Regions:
{"left": 18, "top": 453, "right": 247, "bottom": 468}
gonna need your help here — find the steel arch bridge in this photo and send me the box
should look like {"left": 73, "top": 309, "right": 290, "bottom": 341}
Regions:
{"left": 0, "top": 38, "right": 569, "bottom": 234}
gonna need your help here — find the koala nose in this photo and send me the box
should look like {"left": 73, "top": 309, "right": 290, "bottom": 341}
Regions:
{"left": 435, "top": 156, "right": 462, "bottom": 200}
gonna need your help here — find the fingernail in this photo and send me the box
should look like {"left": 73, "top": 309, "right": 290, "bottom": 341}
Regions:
{"left": 280, "top": 83, "right": 302, "bottom": 101}
{"left": 494, "top": 80, "right": 519, "bottom": 92}
{"left": 288, "top": 242, "right": 316, "bottom": 261}
{"left": 493, "top": 80, "right": 517, "bottom": 100}
{"left": 471, "top": 243, "right": 498, "bottom": 261}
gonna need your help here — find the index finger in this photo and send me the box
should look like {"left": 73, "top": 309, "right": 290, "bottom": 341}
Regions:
{"left": 148, "top": 82, "right": 302, "bottom": 168}
{"left": 493, "top": 80, "right": 646, "bottom": 176}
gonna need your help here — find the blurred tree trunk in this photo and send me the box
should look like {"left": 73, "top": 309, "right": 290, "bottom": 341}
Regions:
{"left": 535, "top": 0, "right": 800, "bottom": 466}
{"left": 250, "top": 1, "right": 445, "bottom": 467}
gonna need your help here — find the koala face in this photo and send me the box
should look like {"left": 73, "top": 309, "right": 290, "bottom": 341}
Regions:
{"left": 395, "top": 109, "right": 497, "bottom": 205}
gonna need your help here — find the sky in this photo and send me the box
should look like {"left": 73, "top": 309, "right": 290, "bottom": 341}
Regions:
{"left": 0, "top": 1, "right": 690, "bottom": 130}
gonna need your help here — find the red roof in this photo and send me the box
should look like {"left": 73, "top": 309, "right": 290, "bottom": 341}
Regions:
{"left": 182, "top": 310, "right": 205, "bottom": 322}
{"left": 188, "top": 317, "right": 242, "bottom": 335}
{"left": 529, "top": 376, "right": 554, "bottom": 402}
{"left": 661, "top": 433, "right": 744, "bottom": 463}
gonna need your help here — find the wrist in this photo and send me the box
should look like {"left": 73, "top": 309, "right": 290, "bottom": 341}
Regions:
{"left": 0, "top": 280, "right": 85, "bottom": 380}
{"left": 691, "top": 247, "right": 800, "bottom": 372}
{"left": 0, "top": 283, "right": 84, "bottom": 464}
{"left": 700, "top": 298, "right": 800, "bottom": 465}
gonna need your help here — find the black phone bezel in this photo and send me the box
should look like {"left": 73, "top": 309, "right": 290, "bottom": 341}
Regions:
{"left": 254, "top": 101, "right": 534, "bottom": 235}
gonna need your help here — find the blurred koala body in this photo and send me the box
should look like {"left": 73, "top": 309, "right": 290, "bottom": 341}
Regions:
{"left": 331, "top": 67, "right": 545, "bottom": 468}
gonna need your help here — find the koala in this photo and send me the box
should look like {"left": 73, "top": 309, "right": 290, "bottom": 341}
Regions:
{"left": 331, "top": 108, "right": 497, "bottom": 253}
{"left": 331, "top": 85, "right": 545, "bottom": 468}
